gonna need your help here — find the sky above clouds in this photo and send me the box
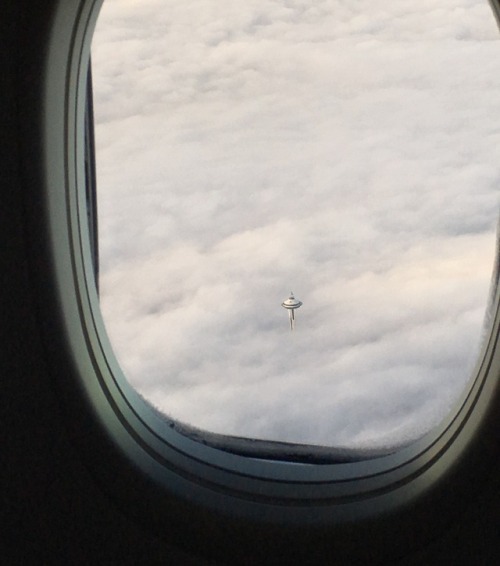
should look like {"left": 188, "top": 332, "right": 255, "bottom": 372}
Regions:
{"left": 92, "top": 0, "right": 500, "bottom": 450}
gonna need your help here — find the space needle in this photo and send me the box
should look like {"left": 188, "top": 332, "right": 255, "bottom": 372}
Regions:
{"left": 281, "top": 292, "right": 302, "bottom": 331}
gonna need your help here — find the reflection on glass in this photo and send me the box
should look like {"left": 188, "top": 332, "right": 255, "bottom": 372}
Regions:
{"left": 92, "top": 0, "right": 499, "bottom": 452}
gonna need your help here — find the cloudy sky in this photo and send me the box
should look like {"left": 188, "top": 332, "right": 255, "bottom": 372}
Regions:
{"left": 92, "top": 0, "right": 499, "bottom": 451}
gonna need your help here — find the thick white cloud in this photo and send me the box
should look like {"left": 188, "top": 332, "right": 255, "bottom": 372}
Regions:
{"left": 92, "top": 0, "right": 499, "bottom": 449}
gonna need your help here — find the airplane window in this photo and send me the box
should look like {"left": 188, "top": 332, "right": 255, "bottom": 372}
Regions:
{"left": 91, "top": 0, "right": 499, "bottom": 455}
{"left": 7, "top": 0, "right": 500, "bottom": 563}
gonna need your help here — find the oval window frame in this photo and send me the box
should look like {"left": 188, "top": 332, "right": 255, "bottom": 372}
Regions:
{"left": 30, "top": 0, "right": 500, "bottom": 562}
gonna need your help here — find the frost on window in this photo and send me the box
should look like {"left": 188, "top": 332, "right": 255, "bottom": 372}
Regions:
{"left": 92, "top": 0, "right": 500, "bottom": 454}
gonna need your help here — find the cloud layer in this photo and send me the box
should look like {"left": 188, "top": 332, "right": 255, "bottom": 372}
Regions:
{"left": 92, "top": 0, "right": 499, "bottom": 449}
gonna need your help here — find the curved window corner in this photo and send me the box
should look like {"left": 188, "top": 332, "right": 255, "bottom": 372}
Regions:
{"left": 27, "top": 0, "right": 500, "bottom": 564}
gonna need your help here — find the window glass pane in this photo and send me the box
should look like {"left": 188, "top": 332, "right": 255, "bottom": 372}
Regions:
{"left": 92, "top": 0, "right": 499, "bottom": 452}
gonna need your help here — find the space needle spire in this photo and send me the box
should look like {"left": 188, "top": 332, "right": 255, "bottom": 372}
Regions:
{"left": 281, "top": 292, "right": 302, "bottom": 331}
